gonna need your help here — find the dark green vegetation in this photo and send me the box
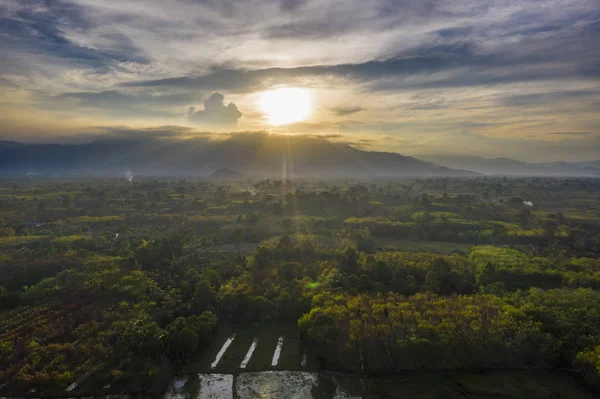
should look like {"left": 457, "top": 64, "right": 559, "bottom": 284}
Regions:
{"left": 0, "top": 176, "right": 599, "bottom": 396}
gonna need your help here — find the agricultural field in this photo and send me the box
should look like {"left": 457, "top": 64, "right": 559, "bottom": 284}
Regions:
{"left": 183, "top": 324, "right": 315, "bottom": 373}
{"left": 0, "top": 176, "right": 599, "bottom": 398}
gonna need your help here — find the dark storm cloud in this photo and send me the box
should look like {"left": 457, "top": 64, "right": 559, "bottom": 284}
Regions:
{"left": 187, "top": 93, "right": 242, "bottom": 127}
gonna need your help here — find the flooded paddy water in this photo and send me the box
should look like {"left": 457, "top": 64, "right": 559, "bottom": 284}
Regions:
{"left": 163, "top": 324, "right": 599, "bottom": 399}
{"left": 160, "top": 369, "right": 598, "bottom": 399}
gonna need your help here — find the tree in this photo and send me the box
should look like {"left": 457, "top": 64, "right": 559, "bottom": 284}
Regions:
{"left": 117, "top": 317, "right": 165, "bottom": 359}
{"left": 250, "top": 247, "right": 272, "bottom": 271}
{"left": 421, "top": 271, "right": 441, "bottom": 293}
{"left": 165, "top": 312, "right": 216, "bottom": 364}
{"left": 278, "top": 235, "right": 293, "bottom": 250}
{"left": 375, "top": 261, "right": 392, "bottom": 282}
{"left": 190, "top": 279, "right": 214, "bottom": 312}
{"left": 418, "top": 194, "right": 432, "bottom": 210}
{"left": 340, "top": 247, "right": 359, "bottom": 275}
{"left": 543, "top": 220, "right": 559, "bottom": 245}
{"left": 281, "top": 262, "right": 297, "bottom": 282}
{"left": 171, "top": 327, "right": 198, "bottom": 364}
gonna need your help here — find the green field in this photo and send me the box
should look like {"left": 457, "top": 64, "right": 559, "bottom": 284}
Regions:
{"left": 183, "top": 324, "right": 319, "bottom": 374}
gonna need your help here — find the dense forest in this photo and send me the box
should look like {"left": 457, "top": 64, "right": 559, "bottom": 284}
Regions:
{"left": 0, "top": 176, "right": 599, "bottom": 396}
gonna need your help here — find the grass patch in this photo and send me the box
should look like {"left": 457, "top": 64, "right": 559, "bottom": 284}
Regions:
{"left": 183, "top": 324, "right": 306, "bottom": 373}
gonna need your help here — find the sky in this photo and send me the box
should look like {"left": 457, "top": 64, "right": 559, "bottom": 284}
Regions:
{"left": 0, "top": 0, "right": 598, "bottom": 162}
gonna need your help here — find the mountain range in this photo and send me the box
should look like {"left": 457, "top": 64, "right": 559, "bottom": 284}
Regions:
{"left": 418, "top": 155, "right": 600, "bottom": 177}
{"left": 0, "top": 133, "right": 475, "bottom": 178}
{"left": 1, "top": 133, "right": 597, "bottom": 178}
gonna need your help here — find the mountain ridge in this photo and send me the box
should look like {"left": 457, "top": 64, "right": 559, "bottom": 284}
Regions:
{"left": 0, "top": 133, "right": 476, "bottom": 178}
{"left": 417, "top": 154, "right": 600, "bottom": 176}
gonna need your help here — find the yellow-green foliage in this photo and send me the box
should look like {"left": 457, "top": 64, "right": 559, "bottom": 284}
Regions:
{"left": 344, "top": 217, "right": 414, "bottom": 228}
{"left": 569, "top": 258, "right": 600, "bottom": 272}
{"left": 411, "top": 211, "right": 461, "bottom": 222}
{"left": 299, "top": 292, "right": 548, "bottom": 370}
{"left": 261, "top": 234, "right": 341, "bottom": 251}
{"left": 563, "top": 211, "right": 599, "bottom": 221}
{"left": 490, "top": 221, "right": 544, "bottom": 237}
{"left": 576, "top": 345, "right": 600, "bottom": 384}
{"left": 188, "top": 215, "right": 235, "bottom": 224}
{"left": 491, "top": 221, "right": 568, "bottom": 238}
{"left": 67, "top": 215, "right": 124, "bottom": 223}
{"left": 373, "top": 251, "right": 471, "bottom": 273}
{"left": 0, "top": 235, "right": 47, "bottom": 248}
{"left": 204, "top": 205, "right": 234, "bottom": 213}
{"left": 470, "top": 246, "right": 553, "bottom": 271}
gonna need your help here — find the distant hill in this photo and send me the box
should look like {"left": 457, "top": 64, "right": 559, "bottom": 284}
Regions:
{"left": 418, "top": 154, "right": 600, "bottom": 176}
{"left": 0, "top": 134, "right": 476, "bottom": 178}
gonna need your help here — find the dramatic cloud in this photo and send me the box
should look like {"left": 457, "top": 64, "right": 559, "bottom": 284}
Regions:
{"left": 187, "top": 93, "right": 242, "bottom": 127}
{"left": 0, "top": 0, "right": 598, "bottom": 161}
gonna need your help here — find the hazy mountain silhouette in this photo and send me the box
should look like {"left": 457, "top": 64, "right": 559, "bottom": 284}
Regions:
{"left": 419, "top": 155, "right": 600, "bottom": 176}
{"left": 209, "top": 168, "right": 243, "bottom": 179}
{"left": 0, "top": 133, "right": 476, "bottom": 177}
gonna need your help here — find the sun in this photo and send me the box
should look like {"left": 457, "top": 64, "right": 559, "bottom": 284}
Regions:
{"left": 260, "top": 87, "right": 312, "bottom": 125}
